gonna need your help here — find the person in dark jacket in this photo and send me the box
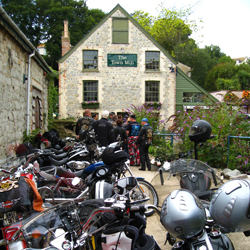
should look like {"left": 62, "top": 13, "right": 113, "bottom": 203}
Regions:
{"left": 93, "top": 110, "right": 115, "bottom": 146}
{"left": 137, "top": 118, "right": 153, "bottom": 171}
{"left": 126, "top": 115, "right": 141, "bottom": 166}
{"left": 76, "top": 109, "right": 95, "bottom": 141}
{"left": 114, "top": 119, "right": 128, "bottom": 150}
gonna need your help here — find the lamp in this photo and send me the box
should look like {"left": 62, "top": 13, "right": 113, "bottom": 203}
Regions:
{"left": 168, "top": 63, "right": 175, "bottom": 73}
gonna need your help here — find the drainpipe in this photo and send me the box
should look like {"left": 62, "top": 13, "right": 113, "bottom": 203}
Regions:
{"left": 26, "top": 50, "right": 36, "bottom": 135}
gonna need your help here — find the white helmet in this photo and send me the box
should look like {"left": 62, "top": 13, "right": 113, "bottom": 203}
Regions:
{"left": 209, "top": 179, "right": 250, "bottom": 232}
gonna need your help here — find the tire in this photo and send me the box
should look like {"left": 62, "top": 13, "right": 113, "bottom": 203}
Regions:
{"left": 130, "top": 180, "right": 159, "bottom": 217}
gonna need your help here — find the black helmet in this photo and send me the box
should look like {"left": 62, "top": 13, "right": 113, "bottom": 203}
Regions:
{"left": 101, "top": 142, "right": 128, "bottom": 166}
{"left": 189, "top": 120, "right": 212, "bottom": 143}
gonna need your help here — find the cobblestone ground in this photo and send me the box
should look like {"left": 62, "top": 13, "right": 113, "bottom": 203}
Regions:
{"left": 130, "top": 165, "right": 250, "bottom": 249}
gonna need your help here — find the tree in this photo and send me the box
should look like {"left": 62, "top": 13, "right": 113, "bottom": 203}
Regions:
{"left": 132, "top": 5, "right": 226, "bottom": 89}
{"left": 133, "top": 4, "right": 202, "bottom": 57}
{"left": 205, "top": 61, "right": 250, "bottom": 91}
{"left": 0, "top": 0, "right": 106, "bottom": 69}
{"left": 204, "top": 62, "right": 237, "bottom": 91}
{"left": 132, "top": 10, "right": 154, "bottom": 33}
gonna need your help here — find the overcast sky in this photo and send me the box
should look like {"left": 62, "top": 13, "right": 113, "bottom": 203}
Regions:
{"left": 86, "top": 0, "right": 250, "bottom": 59}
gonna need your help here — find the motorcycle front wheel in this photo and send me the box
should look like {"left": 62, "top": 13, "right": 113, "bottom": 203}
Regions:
{"left": 131, "top": 179, "right": 159, "bottom": 217}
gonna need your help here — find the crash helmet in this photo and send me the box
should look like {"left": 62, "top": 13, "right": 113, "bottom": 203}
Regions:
{"left": 160, "top": 189, "right": 206, "bottom": 239}
{"left": 101, "top": 142, "right": 128, "bottom": 166}
{"left": 209, "top": 179, "right": 250, "bottom": 232}
{"left": 189, "top": 119, "right": 212, "bottom": 143}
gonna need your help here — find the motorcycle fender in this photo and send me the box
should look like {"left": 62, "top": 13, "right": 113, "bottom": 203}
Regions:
{"left": 95, "top": 180, "right": 113, "bottom": 199}
{"left": 135, "top": 177, "right": 145, "bottom": 181}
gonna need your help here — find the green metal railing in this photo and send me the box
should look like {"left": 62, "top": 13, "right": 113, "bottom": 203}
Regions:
{"left": 153, "top": 132, "right": 250, "bottom": 166}
{"left": 153, "top": 132, "right": 177, "bottom": 147}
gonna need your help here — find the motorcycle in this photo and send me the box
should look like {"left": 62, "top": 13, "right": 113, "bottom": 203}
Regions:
{"left": 0, "top": 156, "right": 45, "bottom": 250}
{"left": 145, "top": 188, "right": 235, "bottom": 250}
{"left": 151, "top": 158, "right": 223, "bottom": 202}
{"left": 1, "top": 177, "right": 159, "bottom": 250}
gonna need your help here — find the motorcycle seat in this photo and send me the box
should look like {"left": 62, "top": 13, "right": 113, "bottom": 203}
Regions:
{"left": 48, "top": 156, "right": 69, "bottom": 166}
{"left": 50, "top": 152, "right": 68, "bottom": 160}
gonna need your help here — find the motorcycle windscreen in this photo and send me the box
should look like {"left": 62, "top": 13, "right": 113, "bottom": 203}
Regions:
{"left": 15, "top": 202, "right": 80, "bottom": 249}
{"left": 151, "top": 159, "right": 223, "bottom": 205}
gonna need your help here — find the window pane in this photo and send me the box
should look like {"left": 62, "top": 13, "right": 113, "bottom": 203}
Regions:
{"left": 194, "top": 93, "right": 204, "bottom": 103}
{"left": 183, "top": 92, "right": 193, "bottom": 103}
{"left": 145, "top": 51, "right": 160, "bottom": 71}
{"left": 83, "top": 81, "right": 98, "bottom": 102}
{"left": 145, "top": 81, "right": 159, "bottom": 102}
{"left": 83, "top": 50, "right": 98, "bottom": 70}
{"left": 112, "top": 18, "right": 128, "bottom": 44}
{"left": 183, "top": 92, "right": 204, "bottom": 103}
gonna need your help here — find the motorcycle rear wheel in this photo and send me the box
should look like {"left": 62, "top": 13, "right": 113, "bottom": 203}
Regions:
{"left": 131, "top": 180, "right": 159, "bottom": 217}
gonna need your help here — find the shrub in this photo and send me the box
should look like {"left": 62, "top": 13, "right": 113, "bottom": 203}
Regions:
{"left": 125, "top": 104, "right": 165, "bottom": 131}
{"left": 168, "top": 100, "right": 250, "bottom": 170}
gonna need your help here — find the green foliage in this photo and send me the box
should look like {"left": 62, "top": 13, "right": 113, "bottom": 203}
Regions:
{"left": 237, "top": 69, "right": 250, "bottom": 90}
{"left": 219, "top": 55, "right": 235, "bottom": 64}
{"left": 168, "top": 101, "right": 250, "bottom": 170}
{"left": 149, "top": 136, "right": 177, "bottom": 163}
{"left": 125, "top": 104, "right": 164, "bottom": 131}
{"left": 228, "top": 139, "right": 250, "bottom": 174}
{"left": 132, "top": 10, "right": 154, "bottom": 33}
{"left": 133, "top": 4, "right": 202, "bottom": 57}
{"left": 205, "top": 61, "right": 250, "bottom": 91}
{"left": 215, "top": 78, "right": 241, "bottom": 90}
{"left": 204, "top": 62, "right": 237, "bottom": 91}
{"left": 23, "top": 129, "right": 41, "bottom": 146}
{"left": 47, "top": 69, "right": 60, "bottom": 130}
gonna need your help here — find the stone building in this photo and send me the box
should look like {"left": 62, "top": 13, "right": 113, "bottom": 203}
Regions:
{"left": 0, "top": 6, "right": 51, "bottom": 160}
{"left": 58, "top": 4, "right": 217, "bottom": 120}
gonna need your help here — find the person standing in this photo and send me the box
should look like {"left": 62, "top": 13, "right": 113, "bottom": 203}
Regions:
{"left": 93, "top": 110, "right": 115, "bottom": 146}
{"left": 110, "top": 114, "right": 117, "bottom": 128}
{"left": 137, "top": 118, "right": 153, "bottom": 171}
{"left": 76, "top": 109, "right": 95, "bottom": 141}
{"left": 92, "top": 113, "right": 98, "bottom": 121}
{"left": 108, "top": 111, "right": 115, "bottom": 121}
{"left": 126, "top": 115, "right": 141, "bottom": 166}
{"left": 114, "top": 119, "right": 128, "bottom": 150}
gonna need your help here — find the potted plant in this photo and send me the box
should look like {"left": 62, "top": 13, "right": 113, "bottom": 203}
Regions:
{"left": 81, "top": 100, "right": 100, "bottom": 109}
{"left": 223, "top": 92, "right": 239, "bottom": 103}
{"left": 143, "top": 102, "right": 162, "bottom": 110}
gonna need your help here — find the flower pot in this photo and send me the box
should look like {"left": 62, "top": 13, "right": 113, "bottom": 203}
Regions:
{"left": 81, "top": 103, "right": 99, "bottom": 109}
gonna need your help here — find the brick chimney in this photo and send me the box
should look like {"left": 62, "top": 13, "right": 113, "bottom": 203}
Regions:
{"left": 61, "top": 20, "right": 70, "bottom": 56}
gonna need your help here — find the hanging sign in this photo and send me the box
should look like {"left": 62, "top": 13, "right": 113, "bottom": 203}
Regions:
{"left": 107, "top": 54, "right": 137, "bottom": 67}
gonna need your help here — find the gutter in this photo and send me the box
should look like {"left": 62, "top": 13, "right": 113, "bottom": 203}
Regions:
{"left": 26, "top": 50, "right": 36, "bottom": 135}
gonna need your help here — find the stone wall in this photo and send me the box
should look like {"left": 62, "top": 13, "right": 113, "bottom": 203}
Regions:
{"left": 0, "top": 27, "right": 49, "bottom": 161}
{"left": 59, "top": 9, "right": 176, "bottom": 121}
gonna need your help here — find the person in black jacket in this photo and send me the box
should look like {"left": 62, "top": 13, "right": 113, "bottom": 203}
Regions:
{"left": 137, "top": 118, "right": 153, "bottom": 171}
{"left": 76, "top": 109, "right": 95, "bottom": 141}
{"left": 114, "top": 119, "right": 128, "bottom": 150}
{"left": 93, "top": 110, "right": 115, "bottom": 146}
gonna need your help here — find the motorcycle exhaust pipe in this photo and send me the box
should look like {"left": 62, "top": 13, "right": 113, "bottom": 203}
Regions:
{"left": 43, "top": 187, "right": 89, "bottom": 203}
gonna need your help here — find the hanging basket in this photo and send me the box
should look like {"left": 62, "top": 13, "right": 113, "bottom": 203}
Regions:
{"left": 143, "top": 102, "right": 162, "bottom": 110}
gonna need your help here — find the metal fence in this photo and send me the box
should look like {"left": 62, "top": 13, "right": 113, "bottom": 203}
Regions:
{"left": 153, "top": 132, "right": 250, "bottom": 166}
